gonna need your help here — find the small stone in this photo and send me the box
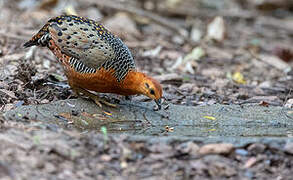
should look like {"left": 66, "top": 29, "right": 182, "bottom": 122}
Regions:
{"left": 284, "top": 142, "right": 293, "bottom": 154}
{"left": 235, "top": 149, "right": 249, "bottom": 156}
{"left": 247, "top": 143, "right": 266, "bottom": 154}
{"left": 172, "top": 35, "right": 184, "bottom": 45}
{"left": 244, "top": 157, "right": 257, "bottom": 168}
{"left": 177, "top": 142, "right": 199, "bottom": 155}
{"left": 45, "top": 162, "right": 57, "bottom": 173}
{"left": 100, "top": 154, "right": 112, "bottom": 162}
{"left": 258, "top": 81, "right": 271, "bottom": 88}
{"left": 199, "top": 143, "right": 234, "bottom": 155}
{"left": 284, "top": 99, "right": 293, "bottom": 108}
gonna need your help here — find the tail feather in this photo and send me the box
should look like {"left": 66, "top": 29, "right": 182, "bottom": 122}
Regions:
{"left": 23, "top": 40, "right": 37, "bottom": 48}
{"left": 24, "top": 23, "right": 51, "bottom": 48}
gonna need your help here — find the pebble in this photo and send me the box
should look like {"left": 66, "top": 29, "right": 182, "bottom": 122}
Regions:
{"left": 235, "top": 149, "right": 249, "bottom": 156}
{"left": 284, "top": 99, "right": 293, "bottom": 108}
{"left": 284, "top": 142, "right": 293, "bottom": 154}
{"left": 177, "top": 142, "right": 199, "bottom": 155}
{"left": 247, "top": 143, "right": 266, "bottom": 154}
{"left": 199, "top": 143, "right": 234, "bottom": 155}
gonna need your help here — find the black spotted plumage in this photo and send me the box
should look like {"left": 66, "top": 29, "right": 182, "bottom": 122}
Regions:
{"left": 24, "top": 15, "right": 136, "bottom": 81}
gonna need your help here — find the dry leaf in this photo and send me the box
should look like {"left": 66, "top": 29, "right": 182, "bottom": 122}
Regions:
{"left": 59, "top": 112, "right": 71, "bottom": 119}
{"left": 259, "top": 101, "right": 269, "bottom": 107}
{"left": 142, "top": 46, "right": 162, "bottom": 57}
{"left": 232, "top": 72, "right": 246, "bottom": 84}
{"left": 171, "top": 47, "right": 205, "bottom": 74}
{"left": 64, "top": 4, "right": 78, "bottom": 16}
{"left": 81, "top": 112, "right": 93, "bottom": 118}
{"left": 206, "top": 16, "right": 226, "bottom": 42}
{"left": 203, "top": 116, "right": 216, "bottom": 120}
{"left": 103, "top": 111, "right": 112, "bottom": 116}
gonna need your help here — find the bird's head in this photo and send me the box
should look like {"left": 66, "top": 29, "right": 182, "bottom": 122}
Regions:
{"left": 123, "top": 71, "right": 163, "bottom": 110}
{"left": 141, "top": 77, "right": 162, "bottom": 99}
{"left": 137, "top": 73, "right": 163, "bottom": 109}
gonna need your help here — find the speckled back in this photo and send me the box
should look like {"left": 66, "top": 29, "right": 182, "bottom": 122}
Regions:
{"left": 48, "top": 15, "right": 136, "bottom": 81}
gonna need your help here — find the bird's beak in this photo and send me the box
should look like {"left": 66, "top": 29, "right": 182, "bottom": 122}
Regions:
{"left": 154, "top": 98, "right": 162, "bottom": 110}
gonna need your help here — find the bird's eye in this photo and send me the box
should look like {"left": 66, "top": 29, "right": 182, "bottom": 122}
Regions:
{"left": 150, "top": 89, "right": 155, "bottom": 95}
{"left": 145, "top": 83, "right": 150, "bottom": 88}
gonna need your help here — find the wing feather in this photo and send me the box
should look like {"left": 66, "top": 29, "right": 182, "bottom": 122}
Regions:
{"left": 48, "top": 19, "right": 115, "bottom": 69}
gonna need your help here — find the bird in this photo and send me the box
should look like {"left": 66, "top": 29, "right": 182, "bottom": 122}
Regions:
{"left": 24, "top": 15, "right": 163, "bottom": 110}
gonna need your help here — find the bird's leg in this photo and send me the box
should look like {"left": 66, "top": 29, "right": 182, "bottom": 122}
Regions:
{"left": 72, "top": 87, "right": 116, "bottom": 108}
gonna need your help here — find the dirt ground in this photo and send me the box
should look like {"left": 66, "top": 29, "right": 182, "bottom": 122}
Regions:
{"left": 0, "top": 0, "right": 293, "bottom": 179}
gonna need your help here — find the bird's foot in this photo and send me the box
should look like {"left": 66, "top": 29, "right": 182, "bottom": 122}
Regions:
{"left": 73, "top": 87, "right": 116, "bottom": 108}
{"left": 91, "top": 96, "right": 117, "bottom": 108}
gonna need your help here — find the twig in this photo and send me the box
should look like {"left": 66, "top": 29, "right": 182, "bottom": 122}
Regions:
{"left": 256, "top": 16, "right": 293, "bottom": 33}
{"left": 248, "top": 48, "right": 289, "bottom": 71}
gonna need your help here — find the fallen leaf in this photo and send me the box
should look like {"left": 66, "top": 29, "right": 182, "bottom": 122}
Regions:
{"left": 59, "top": 112, "right": 71, "bottom": 119}
{"left": 171, "top": 47, "right": 205, "bottom": 74}
{"left": 273, "top": 47, "right": 293, "bottom": 62}
{"left": 142, "top": 46, "right": 162, "bottom": 57}
{"left": 81, "top": 112, "right": 93, "bottom": 118}
{"left": 259, "top": 101, "right": 269, "bottom": 107}
{"left": 206, "top": 16, "right": 226, "bottom": 42}
{"left": 64, "top": 4, "right": 78, "bottom": 16}
{"left": 103, "top": 111, "right": 112, "bottom": 116}
{"left": 190, "top": 25, "right": 202, "bottom": 43}
{"left": 203, "top": 116, "right": 216, "bottom": 120}
{"left": 183, "top": 47, "right": 205, "bottom": 62}
{"left": 232, "top": 72, "right": 246, "bottom": 84}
